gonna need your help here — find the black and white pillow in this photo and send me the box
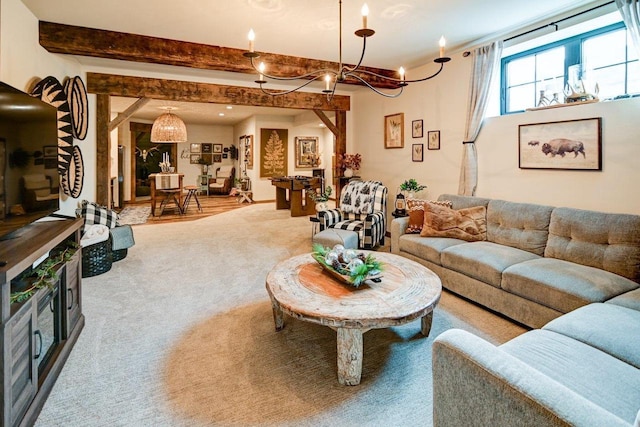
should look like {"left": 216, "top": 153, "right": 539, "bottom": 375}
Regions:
{"left": 81, "top": 200, "right": 119, "bottom": 228}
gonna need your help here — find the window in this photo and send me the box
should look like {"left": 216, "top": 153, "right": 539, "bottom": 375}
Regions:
{"left": 501, "top": 22, "right": 638, "bottom": 114}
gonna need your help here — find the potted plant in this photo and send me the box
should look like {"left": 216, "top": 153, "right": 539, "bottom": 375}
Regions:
{"left": 400, "top": 178, "right": 427, "bottom": 198}
{"left": 337, "top": 153, "right": 362, "bottom": 178}
{"left": 308, "top": 185, "right": 332, "bottom": 211}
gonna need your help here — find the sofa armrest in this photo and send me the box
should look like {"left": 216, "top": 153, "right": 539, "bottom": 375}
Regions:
{"left": 432, "top": 329, "right": 630, "bottom": 427}
{"left": 390, "top": 217, "right": 410, "bottom": 254}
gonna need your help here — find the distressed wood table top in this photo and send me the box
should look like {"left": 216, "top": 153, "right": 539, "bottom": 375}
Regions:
{"left": 265, "top": 251, "right": 442, "bottom": 330}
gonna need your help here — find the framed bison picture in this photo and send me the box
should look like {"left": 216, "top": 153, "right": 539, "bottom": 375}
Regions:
{"left": 518, "top": 117, "right": 601, "bottom": 170}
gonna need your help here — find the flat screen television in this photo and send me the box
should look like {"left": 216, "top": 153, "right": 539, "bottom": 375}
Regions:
{"left": 0, "top": 81, "right": 59, "bottom": 241}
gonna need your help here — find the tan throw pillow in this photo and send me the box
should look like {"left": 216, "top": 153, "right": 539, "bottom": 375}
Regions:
{"left": 407, "top": 199, "right": 453, "bottom": 234}
{"left": 420, "top": 204, "right": 487, "bottom": 241}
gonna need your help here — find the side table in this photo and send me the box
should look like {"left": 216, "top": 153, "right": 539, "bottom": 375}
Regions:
{"left": 236, "top": 189, "right": 253, "bottom": 203}
{"left": 198, "top": 174, "right": 211, "bottom": 196}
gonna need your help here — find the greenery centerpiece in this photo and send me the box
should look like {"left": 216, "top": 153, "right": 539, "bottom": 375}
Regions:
{"left": 312, "top": 243, "right": 383, "bottom": 287}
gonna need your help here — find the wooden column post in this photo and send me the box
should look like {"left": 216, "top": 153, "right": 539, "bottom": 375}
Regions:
{"left": 335, "top": 111, "right": 347, "bottom": 205}
{"left": 96, "top": 94, "right": 110, "bottom": 206}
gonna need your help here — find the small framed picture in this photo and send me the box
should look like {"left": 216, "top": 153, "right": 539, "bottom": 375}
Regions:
{"left": 213, "top": 153, "right": 222, "bottom": 163}
{"left": 412, "top": 144, "right": 424, "bottom": 162}
{"left": 428, "top": 130, "right": 440, "bottom": 150}
{"left": 43, "top": 145, "right": 57, "bottom": 158}
{"left": 201, "top": 143, "right": 213, "bottom": 154}
{"left": 190, "top": 154, "right": 201, "bottom": 164}
{"left": 213, "top": 144, "right": 223, "bottom": 153}
{"left": 223, "top": 153, "right": 228, "bottom": 159}
{"left": 44, "top": 157, "right": 58, "bottom": 169}
{"left": 384, "top": 113, "right": 404, "bottom": 149}
{"left": 412, "top": 120, "right": 423, "bottom": 138}
{"left": 190, "top": 143, "right": 201, "bottom": 153}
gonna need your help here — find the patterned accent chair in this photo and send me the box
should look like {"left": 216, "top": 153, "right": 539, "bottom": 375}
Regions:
{"left": 317, "top": 180, "right": 387, "bottom": 249}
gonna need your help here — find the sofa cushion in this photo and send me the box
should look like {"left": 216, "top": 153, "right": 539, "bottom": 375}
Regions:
{"left": 80, "top": 200, "right": 119, "bottom": 229}
{"left": 607, "top": 288, "right": 640, "bottom": 312}
{"left": 500, "top": 329, "right": 640, "bottom": 425}
{"left": 406, "top": 199, "right": 452, "bottom": 234}
{"left": 502, "top": 258, "right": 640, "bottom": 313}
{"left": 542, "top": 303, "right": 640, "bottom": 369}
{"left": 437, "top": 194, "right": 490, "bottom": 210}
{"left": 545, "top": 207, "right": 640, "bottom": 283}
{"left": 486, "top": 200, "right": 553, "bottom": 256}
{"left": 398, "top": 234, "right": 467, "bottom": 265}
{"left": 420, "top": 204, "right": 487, "bottom": 242}
{"left": 441, "top": 241, "right": 540, "bottom": 288}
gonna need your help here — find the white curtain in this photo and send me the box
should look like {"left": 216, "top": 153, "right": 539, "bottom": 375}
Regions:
{"left": 616, "top": 0, "right": 640, "bottom": 58}
{"left": 458, "top": 41, "right": 503, "bottom": 196}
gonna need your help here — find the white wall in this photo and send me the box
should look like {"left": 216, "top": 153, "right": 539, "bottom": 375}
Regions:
{"left": 352, "top": 52, "right": 640, "bottom": 216}
{"left": 0, "top": 0, "right": 91, "bottom": 216}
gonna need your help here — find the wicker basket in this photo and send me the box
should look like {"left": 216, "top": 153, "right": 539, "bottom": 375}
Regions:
{"left": 112, "top": 248, "right": 128, "bottom": 262}
{"left": 82, "top": 236, "right": 113, "bottom": 278}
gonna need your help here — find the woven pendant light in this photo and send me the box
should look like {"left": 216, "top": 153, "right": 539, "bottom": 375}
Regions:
{"left": 151, "top": 108, "right": 187, "bottom": 143}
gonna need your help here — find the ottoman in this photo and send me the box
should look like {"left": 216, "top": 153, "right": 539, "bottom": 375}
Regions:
{"left": 313, "top": 228, "right": 358, "bottom": 249}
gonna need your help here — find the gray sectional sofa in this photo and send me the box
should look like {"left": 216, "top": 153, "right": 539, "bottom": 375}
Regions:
{"left": 390, "top": 194, "right": 640, "bottom": 328}
{"left": 390, "top": 194, "right": 640, "bottom": 426}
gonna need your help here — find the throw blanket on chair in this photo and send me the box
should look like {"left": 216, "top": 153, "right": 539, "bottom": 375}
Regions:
{"left": 340, "top": 181, "right": 379, "bottom": 214}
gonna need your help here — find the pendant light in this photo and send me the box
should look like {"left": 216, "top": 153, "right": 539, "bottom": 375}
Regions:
{"left": 151, "top": 107, "right": 188, "bottom": 143}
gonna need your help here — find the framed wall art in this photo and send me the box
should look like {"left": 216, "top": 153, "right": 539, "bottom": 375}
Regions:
{"left": 428, "top": 130, "right": 440, "bottom": 150}
{"left": 213, "top": 143, "right": 223, "bottom": 154}
{"left": 43, "top": 145, "right": 57, "bottom": 158}
{"left": 190, "top": 154, "right": 201, "bottom": 164}
{"left": 190, "top": 143, "right": 201, "bottom": 153}
{"left": 213, "top": 153, "right": 222, "bottom": 163}
{"left": 260, "top": 128, "right": 288, "bottom": 178}
{"left": 201, "top": 153, "right": 212, "bottom": 165}
{"left": 244, "top": 135, "right": 254, "bottom": 169}
{"left": 201, "top": 143, "right": 212, "bottom": 154}
{"left": 412, "top": 144, "right": 424, "bottom": 162}
{"left": 518, "top": 118, "right": 601, "bottom": 170}
{"left": 384, "top": 113, "right": 404, "bottom": 148}
{"left": 412, "top": 119, "right": 423, "bottom": 138}
{"left": 295, "top": 136, "right": 319, "bottom": 168}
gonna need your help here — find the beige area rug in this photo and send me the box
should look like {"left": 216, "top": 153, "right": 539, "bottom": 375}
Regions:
{"left": 34, "top": 203, "right": 525, "bottom": 427}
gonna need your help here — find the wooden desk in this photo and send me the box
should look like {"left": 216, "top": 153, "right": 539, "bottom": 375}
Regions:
{"left": 149, "top": 173, "right": 184, "bottom": 216}
{"left": 271, "top": 176, "right": 321, "bottom": 217}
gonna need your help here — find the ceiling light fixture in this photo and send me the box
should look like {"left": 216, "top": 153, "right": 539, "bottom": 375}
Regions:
{"left": 243, "top": 0, "right": 450, "bottom": 100}
{"left": 150, "top": 107, "right": 188, "bottom": 143}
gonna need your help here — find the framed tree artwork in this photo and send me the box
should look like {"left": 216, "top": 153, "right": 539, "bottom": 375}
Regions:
{"left": 213, "top": 143, "right": 223, "bottom": 153}
{"left": 384, "top": 113, "right": 404, "bottom": 148}
{"left": 260, "top": 128, "right": 288, "bottom": 178}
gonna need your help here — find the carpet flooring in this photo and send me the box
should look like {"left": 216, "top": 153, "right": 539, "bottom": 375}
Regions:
{"left": 34, "top": 203, "right": 525, "bottom": 427}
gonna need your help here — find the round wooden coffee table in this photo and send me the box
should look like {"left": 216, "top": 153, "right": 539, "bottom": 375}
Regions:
{"left": 265, "top": 251, "right": 442, "bottom": 385}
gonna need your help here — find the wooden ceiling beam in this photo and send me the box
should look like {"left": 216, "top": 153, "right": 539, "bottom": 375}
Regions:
{"left": 108, "top": 97, "right": 151, "bottom": 131}
{"left": 39, "top": 21, "right": 400, "bottom": 90}
{"left": 86, "top": 73, "right": 350, "bottom": 111}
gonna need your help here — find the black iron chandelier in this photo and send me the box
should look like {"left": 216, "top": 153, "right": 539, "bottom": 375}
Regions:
{"left": 243, "top": 1, "right": 451, "bottom": 100}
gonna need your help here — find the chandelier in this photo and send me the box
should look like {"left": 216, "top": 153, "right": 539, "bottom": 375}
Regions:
{"left": 150, "top": 107, "right": 188, "bottom": 143}
{"left": 243, "top": 1, "right": 451, "bottom": 100}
